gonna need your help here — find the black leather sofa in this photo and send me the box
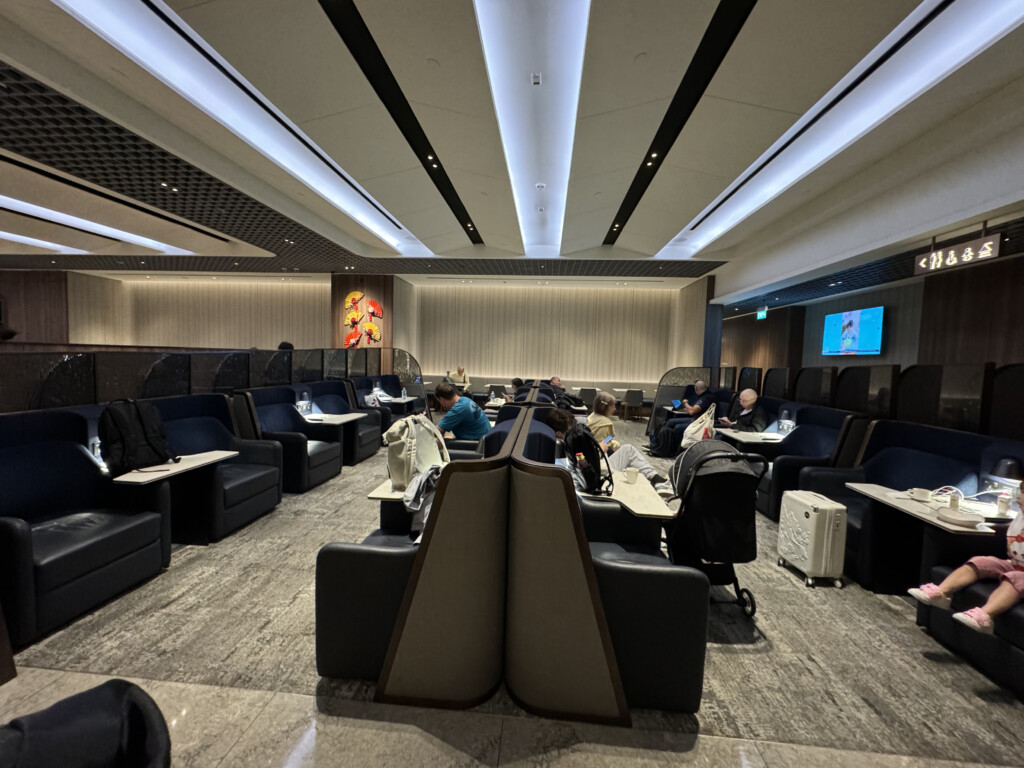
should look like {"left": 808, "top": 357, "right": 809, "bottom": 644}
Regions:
{"left": 0, "top": 410, "right": 170, "bottom": 647}
{"left": 799, "top": 420, "right": 992, "bottom": 591}
{"left": 306, "top": 381, "right": 382, "bottom": 465}
{"left": 755, "top": 405, "right": 868, "bottom": 521}
{"left": 151, "top": 394, "right": 282, "bottom": 542}
{"left": 242, "top": 387, "right": 342, "bottom": 493}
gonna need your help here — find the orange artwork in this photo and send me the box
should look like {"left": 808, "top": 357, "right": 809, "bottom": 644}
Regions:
{"left": 367, "top": 299, "right": 384, "bottom": 318}
{"left": 344, "top": 328, "right": 361, "bottom": 348}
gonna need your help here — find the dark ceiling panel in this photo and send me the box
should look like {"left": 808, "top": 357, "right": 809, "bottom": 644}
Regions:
{"left": 602, "top": 0, "right": 757, "bottom": 245}
{"left": 317, "top": 0, "right": 482, "bottom": 244}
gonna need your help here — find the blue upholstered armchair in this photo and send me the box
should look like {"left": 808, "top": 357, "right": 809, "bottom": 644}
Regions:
{"left": 249, "top": 398, "right": 342, "bottom": 494}
{"left": 151, "top": 394, "right": 282, "bottom": 542}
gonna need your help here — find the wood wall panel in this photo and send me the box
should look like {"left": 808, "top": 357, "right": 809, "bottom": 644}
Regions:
{"left": 722, "top": 306, "right": 804, "bottom": 373}
{"left": 122, "top": 281, "right": 330, "bottom": 348}
{"left": 802, "top": 282, "right": 922, "bottom": 368}
{"left": 0, "top": 270, "right": 68, "bottom": 343}
{"left": 67, "top": 272, "right": 126, "bottom": 344}
{"left": 330, "top": 274, "right": 393, "bottom": 349}
{"left": 919, "top": 256, "right": 1024, "bottom": 366}
{"left": 414, "top": 286, "right": 679, "bottom": 383}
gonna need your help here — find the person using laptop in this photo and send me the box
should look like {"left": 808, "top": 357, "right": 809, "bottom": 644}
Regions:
{"left": 663, "top": 380, "right": 714, "bottom": 444}
{"left": 434, "top": 382, "right": 490, "bottom": 440}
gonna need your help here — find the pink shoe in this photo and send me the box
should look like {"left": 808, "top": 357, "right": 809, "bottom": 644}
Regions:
{"left": 908, "top": 583, "right": 951, "bottom": 610}
{"left": 953, "top": 607, "right": 994, "bottom": 634}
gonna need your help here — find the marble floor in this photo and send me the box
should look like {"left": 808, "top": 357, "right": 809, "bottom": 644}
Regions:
{"left": 4, "top": 414, "right": 1023, "bottom": 766}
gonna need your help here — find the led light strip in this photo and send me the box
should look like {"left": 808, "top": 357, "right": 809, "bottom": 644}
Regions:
{"left": 0, "top": 194, "right": 190, "bottom": 254}
{"left": 656, "top": 0, "right": 1024, "bottom": 259}
{"left": 0, "top": 230, "right": 89, "bottom": 255}
{"left": 52, "top": 0, "right": 433, "bottom": 257}
{"left": 474, "top": 0, "right": 590, "bottom": 258}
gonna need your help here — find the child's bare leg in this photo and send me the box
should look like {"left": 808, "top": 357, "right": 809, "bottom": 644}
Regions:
{"left": 935, "top": 564, "right": 981, "bottom": 595}
{"left": 979, "top": 581, "right": 1022, "bottom": 619}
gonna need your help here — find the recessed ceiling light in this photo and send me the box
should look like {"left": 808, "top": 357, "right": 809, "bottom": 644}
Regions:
{"left": 51, "top": 259, "right": 56, "bottom": 264}
{"left": 651, "top": 153, "right": 658, "bottom": 158}
{"left": 0, "top": 194, "right": 189, "bottom": 255}
{"left": 432, "top": 164, "right": 438, "bottom": 168}
{"left": 475, "top": 0, "right": 590, "bottom": 257}
{"left": 160, "top": 182, "right": 167, "bottom": 187}
{"left": 146, "top": 275, "right": 151, "bottom": 279}
{"left": 655, "top": 0, "right": 1024, "bottom": 259}
{"left": 427, "top": 155, "right": 433, "bottom": 160}
{"left": 140, "top": 260, "right": 145, "bottom": 264}
{"left": 234, "top": 261, "right": 239, "bottom": 266}
{"left": 836, "top": 280, "right": 842, "bottom": 284}
{"left": 646, "top": 162, "right": 653, "bottom": 166}
{"left": 54, "top": 0, "right": 432, "bottom": 258}
{"left": 0, "top": 230, "right": 89, "bottom": 255}
{"left": 828, "top": 283, "right": 836, "bottom": 287}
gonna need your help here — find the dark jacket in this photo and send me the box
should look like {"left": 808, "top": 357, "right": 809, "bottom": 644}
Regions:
{"left": 730, "top": 403, "right": 769, "bottom": 433}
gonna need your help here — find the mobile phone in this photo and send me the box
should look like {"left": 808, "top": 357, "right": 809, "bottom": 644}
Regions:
{"left": 602, "top": 436, "right": 613, "bottom": 444}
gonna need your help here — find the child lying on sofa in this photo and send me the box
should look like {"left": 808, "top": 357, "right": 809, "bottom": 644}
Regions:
{"left": 909, "top": 487, "right": 1024, "bottom": 633}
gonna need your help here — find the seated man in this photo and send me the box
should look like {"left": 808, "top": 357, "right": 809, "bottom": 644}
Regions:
{"left": 663, "top": 380, "right": 714, "bottom": 443}
{"left": 435, "top": 382, "right": 491, "bottom": 440}
{"left": 502, "top": 377, "right": 525, "bottom": 402}
{"left": 448, "top": 366, "right": 471, "bottom": 391}
{"left": 545, "top": 409, "right": 673, "bottom": 497}
{"left": 549, "top": 376, "right": 566, "bottom": 395}
{"left": 719, "top": 388, "right": 768, "bottom": 432}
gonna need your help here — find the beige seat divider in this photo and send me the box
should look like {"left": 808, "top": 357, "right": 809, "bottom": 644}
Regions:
{"left": 505, "top": 418, "right": 630, "bottom": 725}
{"left": 375, "top": 413, "right": 522, "bottom": 708}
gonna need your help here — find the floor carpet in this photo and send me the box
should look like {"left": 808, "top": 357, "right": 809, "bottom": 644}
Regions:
{"left": 14, "top": 412, "right": 1024, "bottom": 765}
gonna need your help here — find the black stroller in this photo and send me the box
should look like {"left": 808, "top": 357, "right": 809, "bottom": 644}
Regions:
{"left": 666, "top": 440, "right": 767, "bottom": 616}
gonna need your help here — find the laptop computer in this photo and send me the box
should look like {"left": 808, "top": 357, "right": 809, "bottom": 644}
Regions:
{"left": 671, "top": 399, "right": 682, "bottom": 409}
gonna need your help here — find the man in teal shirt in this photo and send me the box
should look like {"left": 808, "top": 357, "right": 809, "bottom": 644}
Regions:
{"left": 435, "top": 383, "right": 491, "bottom": 440}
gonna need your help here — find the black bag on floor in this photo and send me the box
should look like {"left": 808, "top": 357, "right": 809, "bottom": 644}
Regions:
{"left": 649, "top": 426, "right": 678, "bottom": 458}
{"left": 99, "top": 399, "right": 178, "bottom": 477}
{"left": 0, "top": 679, "right": 171, "bottom": 768}
{"left": 563, "top": 424, "right": 614, "bottom": 495}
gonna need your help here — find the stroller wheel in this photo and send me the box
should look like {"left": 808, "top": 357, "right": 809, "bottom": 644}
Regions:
{"left": 805, "top": 577, "right": 816, "bottom": 588}
{"left": 833, "top": 579, "right": 844, "bottom": 589}
{"left": 739, "top": 588, "right": 756, "bottom": 617}
{"left": 777, "top": 557, "right": 785, "bottom": 567}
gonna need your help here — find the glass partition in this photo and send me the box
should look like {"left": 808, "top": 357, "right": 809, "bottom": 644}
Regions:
{"left": 292, "top": 349, "right": 324, "bottom": 383}
{"left": 191, "top": 352, "right": 249, "bottom": 394}
{"left": 95, "top": 352, "right": 190, "bottom": 402}
{"left": 324, "top": 349, "right": 347, "bottom": 380}
{"left": 0, "top": 352, "right": 95, "bottom": 413}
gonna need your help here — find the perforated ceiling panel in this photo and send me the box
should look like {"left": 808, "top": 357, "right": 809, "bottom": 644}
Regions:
{"left": 0, "top": 61, "right": 720, "bottom": 279}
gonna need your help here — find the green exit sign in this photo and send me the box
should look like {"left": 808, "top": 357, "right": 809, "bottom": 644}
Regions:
{"left": 756, "top": 308, "right": 767, "bottom": 320}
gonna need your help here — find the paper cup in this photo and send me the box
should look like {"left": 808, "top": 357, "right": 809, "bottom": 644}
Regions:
{"left": 625, "top": 467, "right": 639, "bottom": 484}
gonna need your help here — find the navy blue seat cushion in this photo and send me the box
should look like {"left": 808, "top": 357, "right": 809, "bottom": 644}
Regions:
{"left": 33, "top": 510, "right": 162, "bottom": 592}
{"left": 308, "top": 440, "right": 342, "bottom": 468}
{"left": 932, "top": 565, "right": 1024, "bottom": 649}
{"left": 482, "top": 420, "right": 515, "bottom": 457}
{"left": 0, "top": 443, "right": 107, "bottom": 524}
{"left": 590, "top": 541, "right": 670, "bottom": 566}
{"left": 163, "top": 417, "right": 234, "bottom": 455}
{"left": 257, "top": 403, "right": 303, "bottom": 433}
{"left": 313, "top": 394, "right": 351, "bottom": 415}
{"left": 362, "top": 531, "right": 417, "bottom": 548}
{"left": 523, "top": 419, "right": 557, "bottom": 463}
{"left": 780, "top": 425, "right": 837, "bottom": 457}
{"left": 222, "top": 463, "right": 279, "bottom": 508}
{"left": 864, "top": 447, "right": 978, "bottom": 494}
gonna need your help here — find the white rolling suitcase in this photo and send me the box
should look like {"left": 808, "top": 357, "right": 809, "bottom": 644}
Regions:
{"left": 777, "top": 490, "right": 847, "bottom": 588}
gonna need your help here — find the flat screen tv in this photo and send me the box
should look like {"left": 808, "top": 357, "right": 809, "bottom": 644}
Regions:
{"left": 822, "top": 306, "right": 884, "bottom": 356}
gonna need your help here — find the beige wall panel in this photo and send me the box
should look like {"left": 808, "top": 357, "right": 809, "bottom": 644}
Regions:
{"left": 392, "top": 277, "right": 419, "bottom": 354}
{"left": 122, "top": 281, "right": 330, "bottom": 348}
{"left": 415, "top": 286, "right": 676, "bottom": 383}
{"left": 67, "top": 272, "right": 126, "bottom": 344}
{"left": 669, "top": 278, "right": 707, "bottom": 367}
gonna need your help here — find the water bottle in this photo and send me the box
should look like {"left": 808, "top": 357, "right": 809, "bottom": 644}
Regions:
{"left": 401, "top": 387, "right": 407, "bottom": 399}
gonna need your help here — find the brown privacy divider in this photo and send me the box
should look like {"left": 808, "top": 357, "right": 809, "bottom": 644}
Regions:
{"left": 738, "top": 366, "right": 761, "bottom": 394}
{"left": 506, "top": 412, "right": 630, "bottom": 726}
{"left": 374, "top": 409, "right": 527, "bottom": 709}
{"left": 896, "top": 363, "right": 995, "bottom": 434}
{"left": 834, "top": 364, "right": 899, "bottom": 418}
{"left": 793, "top": 366, "right": 837, "bottom": 406}
{"left": 762, "top": 367, "right": 791, "bottom": 400}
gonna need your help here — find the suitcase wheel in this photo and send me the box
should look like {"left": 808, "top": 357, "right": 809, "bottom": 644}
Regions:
{"left": 805, "top": 577, "right": 816, "bottom": 588}
{"left": 833, "top": 579, "right": 844, "bottom": 589}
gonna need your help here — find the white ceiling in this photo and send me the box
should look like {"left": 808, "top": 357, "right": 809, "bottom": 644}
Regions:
{"left": 1, "top": 0, "right": 1023, "bottom": 294}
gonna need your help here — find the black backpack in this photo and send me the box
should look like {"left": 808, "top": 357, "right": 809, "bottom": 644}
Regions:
{"left": 98, "top": 400, "right": 178, "bottom": 477}
{"left": 649, "top": 425, "right": 678, "bottom": 458}
{"left": 563, "top": 424, "right": 614, "bottom": 495}
{"left": 553, "top": 393, "right": 576, "bottom": 412}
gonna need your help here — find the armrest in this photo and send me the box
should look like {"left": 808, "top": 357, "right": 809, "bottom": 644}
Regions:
{"left": 591, "top": 555, "right": 709, "bottom": 712}
{"left": 798, "top": 465, "right": 866, "bottom": 500}
{"left": 772, "top": 455, "right": 830, "bottom": 495}
{"left": 444, "top": 439, "right": 480, "bottom": 453}
{"left": 354, "top": 408, "right": 382, "bottom": 430}
{"left": 448, "top": 449, "right": 483, "bottom": 461}
{"left": 301, "top": 422, "right": 345, "bottom": 443}
{"left": 229, "top": 437, "right": 284, "bottom": 468}
{"left": 315, "top": 542, "right": 416, "bottom": 680}
{"left": 0, "top": 516, "right": 36, "bottom": 647}
{"left": 579, "top": 496, "right": 662, "bottom": 550}
{"left": 106, "top": 480, "right": 173, "bottom": 568}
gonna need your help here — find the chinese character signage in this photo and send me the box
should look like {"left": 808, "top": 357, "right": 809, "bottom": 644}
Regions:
{"left": 914, "top": 234, "right": 1001, "bottom": 276}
